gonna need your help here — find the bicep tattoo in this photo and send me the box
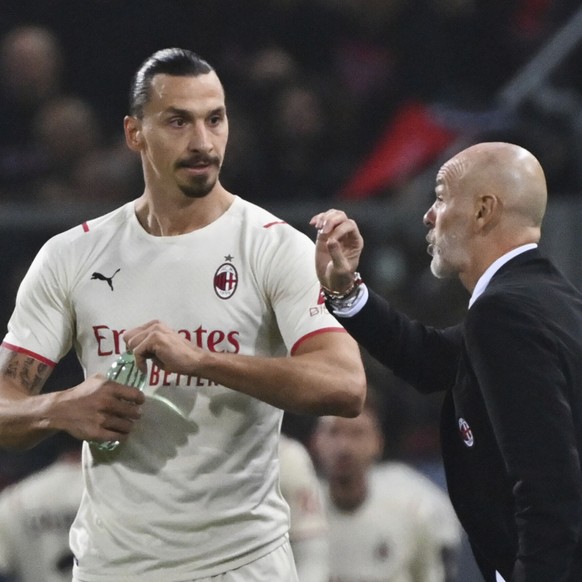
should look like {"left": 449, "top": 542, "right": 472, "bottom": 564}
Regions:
{"left": 1, "top": 351, "right": 50, "bottom": 394}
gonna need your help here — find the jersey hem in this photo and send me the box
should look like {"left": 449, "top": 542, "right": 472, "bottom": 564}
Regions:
{"left": 71, "top": 534, "right": 289, "bottom": 582}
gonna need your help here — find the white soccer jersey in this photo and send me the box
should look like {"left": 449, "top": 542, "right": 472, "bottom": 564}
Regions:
{"left": 325, "top": 463, "right": 461, "bottom": 582}
{"left": 3, "top": 197, "right": 344, "bottom": 581}
{"left": 279, "top": 435, "right": 329, "bottom": 582}
{"left": 279, "top": 435, "right": 328, "bottom": 544}
{"left": 0, "top": 459, "right": 83, "bottom": 582}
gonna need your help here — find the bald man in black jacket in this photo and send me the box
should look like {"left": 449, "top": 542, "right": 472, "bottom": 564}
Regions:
{"left": 311, "top": 142, "right": 582, "bottom": 582}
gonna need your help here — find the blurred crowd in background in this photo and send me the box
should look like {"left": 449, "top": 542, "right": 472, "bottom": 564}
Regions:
{"left": 2, "top": 0, "right": 582, "bottom": 211}
{"left": 1, "top": 0, "right": 582, "bottom": 501}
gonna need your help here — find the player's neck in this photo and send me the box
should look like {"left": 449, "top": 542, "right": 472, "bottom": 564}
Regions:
{"left": 136, "top": 186, "right": 235, "bottom": 236}
{"left": 329, "top": 473, "right": 369, "bottom": 511}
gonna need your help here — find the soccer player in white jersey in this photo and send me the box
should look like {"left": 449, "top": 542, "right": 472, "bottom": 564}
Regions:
{"left": 0, "top": 48, "right": 366, "bottom": 582}
{"left": 279, "top": 433, "right": 329, "bottom": 582}
{"left": 312, "top": 392, "right": 461, "bottom": 582}
{"left": 0, "top": 434, "right": 82, "bottom": 582}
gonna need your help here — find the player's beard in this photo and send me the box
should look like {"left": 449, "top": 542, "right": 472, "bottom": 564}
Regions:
{"left": 177, "top": 158, "right": 221, "bottom": 198}
{"left": 179, "top": 173, "right": 217, "bottom": 198}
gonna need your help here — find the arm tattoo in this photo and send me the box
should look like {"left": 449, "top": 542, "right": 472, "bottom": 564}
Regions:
{"left": 2, "top": 352, "right": 49, "bottom": 394}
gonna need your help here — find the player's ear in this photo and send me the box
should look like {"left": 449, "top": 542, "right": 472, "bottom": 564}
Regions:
{"left": 124, "top": 115, "right": 143, "bottom": 152}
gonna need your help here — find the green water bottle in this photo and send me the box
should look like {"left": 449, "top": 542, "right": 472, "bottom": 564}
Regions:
{"left": 91, "top": 350, "right": 146, "bottom": 452}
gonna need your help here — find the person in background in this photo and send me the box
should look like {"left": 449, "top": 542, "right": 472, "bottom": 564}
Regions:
{"left": 0, "top": 433, "right": 82, "bottom": 582}
{"left": 311, "top": 141, "right": 582, "bottom": 581}
{"left": 31, "top": 95, "right": 103, "bottom": 204}
{"left": 0, "top": 47, "right": 366, "bottom": 582}
{"left": 0, "top": 25, "right": 65, "bottom": 201}
{"left": 0, "top": 25, "right": 64, "bottom": 149}
{"left": 312, "top": 391, "right": 460, "bottom": 582}
{"left": 279, "top": 433, "right": 329, "bottom": 582}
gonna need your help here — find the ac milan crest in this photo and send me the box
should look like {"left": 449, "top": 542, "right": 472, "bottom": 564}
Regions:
{"left": 214, "top": 259, "right": 238, "bottom": 299}
{"left": 458, "top": 417, "right": 474, "bottom": 448}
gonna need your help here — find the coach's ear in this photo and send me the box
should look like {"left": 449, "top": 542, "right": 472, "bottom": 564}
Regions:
{"left": 475, "top": 193, "right": 501, "bottom": 234}
{"left": 124, "top": 115, "right": 144, "bottom": 152}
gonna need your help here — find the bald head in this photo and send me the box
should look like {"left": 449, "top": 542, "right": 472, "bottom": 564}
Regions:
{"left": 424, "top": 142, "right": 548, "bottom": 290}
{"left": 444, "top": 142, "right": 547, "bottom": 228}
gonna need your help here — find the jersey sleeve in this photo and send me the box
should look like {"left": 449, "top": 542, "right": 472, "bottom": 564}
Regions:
{"left": 260, "top": 225, "right": 344, "bottom": 354}
{"left": 3, "top": 238, "right": 75, "bottom": 365}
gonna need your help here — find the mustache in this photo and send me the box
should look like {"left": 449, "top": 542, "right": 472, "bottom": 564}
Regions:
{"left": 176, "top": 154, "right": 220, "bottom": 168}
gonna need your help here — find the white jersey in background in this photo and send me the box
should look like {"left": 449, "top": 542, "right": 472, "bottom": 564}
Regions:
{"left": 325, "top": 462, "right": 461, "bottom": 582}
{"left": 279, "top": 434, "right": 329, "bottom": 582}
{"left": 0, "top": 458, "right": 83, "bottom": 582}
{"left": 3, "top": 197, "right": 344, "bottom": 582}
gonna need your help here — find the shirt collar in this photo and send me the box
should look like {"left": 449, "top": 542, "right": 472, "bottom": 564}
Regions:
{"left": 469, "top": 243, "right": 538, "bottom": 308}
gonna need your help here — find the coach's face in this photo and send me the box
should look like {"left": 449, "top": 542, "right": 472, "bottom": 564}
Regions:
{"left": 125, "top": 72, "right": 228, "bottom": 200}
{"left": 423, "top": 156, "right": 474, "bottom": 280}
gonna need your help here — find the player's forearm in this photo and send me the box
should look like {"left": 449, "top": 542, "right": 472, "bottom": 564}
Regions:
{"left": 0, "top": 388, "right": 58, "bottom": 450}
{"left": 196, "top": 344, "right": 365, "bottom": 416}
{"left": 0, "top": 348, "right": 57, "bottom": 449}
{"left": 125, "top": 323, "right": 366, "bottom": 415}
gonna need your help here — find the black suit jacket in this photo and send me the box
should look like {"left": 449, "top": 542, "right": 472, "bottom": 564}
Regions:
{"left": 337, "top": 249, "right": 582, "bottom": 582}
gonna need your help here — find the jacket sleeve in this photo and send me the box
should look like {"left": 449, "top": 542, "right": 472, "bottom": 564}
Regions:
{"left": 333, "top": 288, "right": 462, "bottom": 394}
{"left": 465, "top": 293, "right": 582, "bottom": 582}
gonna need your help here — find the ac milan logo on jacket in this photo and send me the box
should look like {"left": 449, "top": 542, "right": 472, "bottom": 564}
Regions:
{"left": 458, "top": 417, "right": 474, "bottom": 448}
{"left": 214, "top": 260, "right": 238, "bottom": 299}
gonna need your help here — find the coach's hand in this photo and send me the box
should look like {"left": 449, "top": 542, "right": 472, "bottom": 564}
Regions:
{"left": 310, "top": 209, "right": 364, "bottom": 293}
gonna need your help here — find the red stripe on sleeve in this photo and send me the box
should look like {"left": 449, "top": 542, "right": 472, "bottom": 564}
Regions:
{"left": 1, "top": 342, "right": 57, "bottom": 367}
{"left": 290, "top": 327, "right": 346, "bottom": 355}
{"left": 263, "top": 221, "right": 287, "bottom": 228}
{"left": 82, "top": 222, "right": 89, "bottom": 232}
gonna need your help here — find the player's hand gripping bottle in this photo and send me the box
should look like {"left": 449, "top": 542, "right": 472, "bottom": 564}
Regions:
{"left": 91, "top": 350, "right": 146, "bottom": 452}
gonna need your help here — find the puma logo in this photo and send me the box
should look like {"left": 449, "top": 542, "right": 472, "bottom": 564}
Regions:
{"left": 91, "top": 268, "right": 120, "bottom": 291}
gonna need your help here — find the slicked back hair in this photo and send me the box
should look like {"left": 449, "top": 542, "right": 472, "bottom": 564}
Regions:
{"left": 129, "top": 48, "right": 215, "bottom": 119}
